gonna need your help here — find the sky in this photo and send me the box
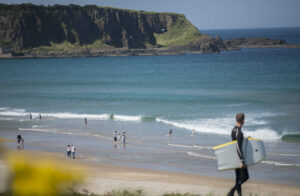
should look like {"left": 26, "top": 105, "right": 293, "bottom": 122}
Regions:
{"left": 1, "top": 0, "right": 300, "bottom": 30}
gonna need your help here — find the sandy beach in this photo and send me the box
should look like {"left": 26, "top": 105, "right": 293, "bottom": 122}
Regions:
{"left": 0, "top": 146, "right": 300, "bottom": 196}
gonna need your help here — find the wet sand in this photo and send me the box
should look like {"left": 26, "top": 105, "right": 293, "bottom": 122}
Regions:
{"left": 0, "top": 147, "right": 300, "bottom": 196}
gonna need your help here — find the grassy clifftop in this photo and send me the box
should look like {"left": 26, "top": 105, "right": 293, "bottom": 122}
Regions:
{"left": 0, "top": 3, "right": 220, "bottom": 53}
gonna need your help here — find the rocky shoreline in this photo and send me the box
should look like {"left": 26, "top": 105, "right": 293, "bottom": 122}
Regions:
{"left": 1, "top": 37, "right": 299, "bottom": 59}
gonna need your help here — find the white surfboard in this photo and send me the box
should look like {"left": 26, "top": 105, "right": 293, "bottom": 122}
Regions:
{"left": 213, "top": 138, "right": 266, "bottom": 171}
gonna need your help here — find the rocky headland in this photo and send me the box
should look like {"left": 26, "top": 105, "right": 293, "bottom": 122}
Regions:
{"left": 0, "top": 3, "right": 299, "bottom": 58}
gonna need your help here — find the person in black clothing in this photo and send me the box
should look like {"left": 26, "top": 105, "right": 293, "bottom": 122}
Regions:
{"left": 227, "top": 113, "right": 249, "bottom": 196}
{"left": 17, "top": 134, "right": 24, "bottom": 144}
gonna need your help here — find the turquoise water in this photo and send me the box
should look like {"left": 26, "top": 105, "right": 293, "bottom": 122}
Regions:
{"left": 1, "top": 28, "right": 300, "bottom": 185}
{"left": 1, "top": 48, "right": 300, "bottom": 139}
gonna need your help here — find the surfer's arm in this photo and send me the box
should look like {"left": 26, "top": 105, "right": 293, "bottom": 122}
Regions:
{"left": 236, "top": 129, "right": 244, "bottom": 163}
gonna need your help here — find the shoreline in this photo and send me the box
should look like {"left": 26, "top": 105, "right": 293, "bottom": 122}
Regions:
{"left": 1, "top": 44, "right": 300, "bottom": 59}
{"left": 1, "top": 137, "right": 300, "bottom": 196}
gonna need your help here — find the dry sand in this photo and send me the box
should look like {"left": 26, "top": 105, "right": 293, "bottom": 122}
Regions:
{"left": 0, "top": 141, "right": 299, "bottom": 196}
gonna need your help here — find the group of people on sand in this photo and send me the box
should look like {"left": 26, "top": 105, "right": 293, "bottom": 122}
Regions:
{"left": 113, "top": 131, "right": 126, "bottom": 144}
{"left": 66, "top": 144, "right": 76, "bottom": 159}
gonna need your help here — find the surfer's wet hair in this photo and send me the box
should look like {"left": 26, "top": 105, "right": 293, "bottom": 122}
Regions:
{"left": 236, "top": 113, "right": 245, "bottom": 123}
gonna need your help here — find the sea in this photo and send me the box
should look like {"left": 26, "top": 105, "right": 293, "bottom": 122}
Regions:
{"left": 1, "top": 27, "right": 300, "bottom": 186}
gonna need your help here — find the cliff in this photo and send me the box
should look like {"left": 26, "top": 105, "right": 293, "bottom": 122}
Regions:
{"left": 0, "top": 3, "right": 218, "bottom": 53}
{"left": 0, "top": 4, "right": 298, "bottom": 58}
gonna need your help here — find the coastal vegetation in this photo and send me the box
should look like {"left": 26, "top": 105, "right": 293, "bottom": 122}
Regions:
{"left": 0, "top": 3, "right": 208, "bottom": 51}
{"left": 0, "top": 3, "right": 298, "bottom": 58}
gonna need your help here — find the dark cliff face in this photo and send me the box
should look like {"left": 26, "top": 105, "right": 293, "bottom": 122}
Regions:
{"left": 0, "top": 4, "right": 195, "bottom": 49}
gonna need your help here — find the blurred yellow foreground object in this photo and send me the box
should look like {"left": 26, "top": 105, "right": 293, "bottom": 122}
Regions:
{"left": 7, "top": 152, "right": 84, "bottom": 196}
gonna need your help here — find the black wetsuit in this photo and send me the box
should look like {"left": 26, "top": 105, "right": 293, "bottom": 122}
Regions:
{"left": 228, "top": 126, "right": 249, "bottom": 196}
{"left": 17, "top": 135, "right": 22, "bottom": 144}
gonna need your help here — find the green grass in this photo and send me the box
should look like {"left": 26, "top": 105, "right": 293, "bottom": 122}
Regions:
{"left": 34, "top": 40, "right": 111, "bottom": 52}
{"left": 154, "top": 15, "right": 208, "bottom": 47}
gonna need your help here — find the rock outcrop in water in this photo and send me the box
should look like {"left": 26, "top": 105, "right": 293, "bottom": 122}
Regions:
{"left": 0, "top": 3, "right": 299, "bottom": 58}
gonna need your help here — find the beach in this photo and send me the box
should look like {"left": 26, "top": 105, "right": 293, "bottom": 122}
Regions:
{"left": 0, "top": 28, "right": 300, "bottom": 195}
{"left": 1, "top": 147, "right": 300, "bottom": 196}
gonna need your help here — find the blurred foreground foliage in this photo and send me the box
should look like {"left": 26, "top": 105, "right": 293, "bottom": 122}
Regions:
{"left": 5, "top": 152, "right": 83, "bottom": 196}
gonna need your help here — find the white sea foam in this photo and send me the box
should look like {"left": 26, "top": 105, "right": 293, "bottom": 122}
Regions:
{"left": 156, "top": 117, "right": 280, "bottom": 140}
{"left": 39, "top": 112, "right": 110, "bottom": 120}
{"left": 0, "top": 108, "right": 27, "bottom": 117}
{"left": 192, "top": 145, "right": 213, "bottom": 149}
{"left": 113, "top": 115, "right": 142, "bottom": 122}
{"left": 243, "top": 128, "right": 280, "bottom": 140}
{"left": 168, "top": 144, "right": 193, "bottom": 148}
{"left": 32, "top": 125, "right": 48, "bottom": 128}
{"left": 18, "top": 128, "right": 111, "bottom": 140}
{"left": 0, "top": 107, "right": 144, "bottom": 121}
{"left": 187, "top": 152, "right": 216, "bottom": 160}
{"left": 0, "top": 107, "right": 282, "bottom": 140}
{"left": 267, "top": 152, "right": 300, "bottom": 157}
{"left": 0, "top": 117, "right": 13, "bottom": 120}
{"left": 262, "top": 161, "right": 300, "bottom": 167}
{"left": 18, "top": 128, "right": 73, "bottom": 135}
{"left": 157, "top": 118, "right": 231, "bottom": 135}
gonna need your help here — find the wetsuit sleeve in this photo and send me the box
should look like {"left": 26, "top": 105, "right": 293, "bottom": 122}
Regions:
{"left": 236, "top": 129, "right": 244, "bottom": 163}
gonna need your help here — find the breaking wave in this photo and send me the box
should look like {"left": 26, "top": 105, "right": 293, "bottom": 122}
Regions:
{"left": 0, "top": 107, "right": 296, "bottom": 141}
{"left": 156, "top": 118, "right": 280, "bottom": 140}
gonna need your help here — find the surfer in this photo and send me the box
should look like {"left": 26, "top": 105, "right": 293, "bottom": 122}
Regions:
{"left": 84, "top": 117, "right": 87, "bottom": 125}
{"left": 39, "top": 114, "right": 42, "bottom": 120}
{"left": 29, "top": 113, "right": 32, "bottom": 119}
{"left": 169, "top": 129, "right": 173, "bottom": 136}
{"left": 227, "top": 113, "right": 249, "bottom": 196}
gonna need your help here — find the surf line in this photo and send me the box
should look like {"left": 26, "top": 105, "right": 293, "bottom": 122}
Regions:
{"left": 168, "top": 143, "right": 213, "bottom": 149}
{"left": 267, "top": 152, "right": 300, "bottom": 157}
{"left": 262, "top": 161, "right": 300, "bottom": 167}
{"left": 168, "top": 144, "right": 193, "bottom": 148}
{"left": 187, "top": 152, "right": 217, "bottom": 160}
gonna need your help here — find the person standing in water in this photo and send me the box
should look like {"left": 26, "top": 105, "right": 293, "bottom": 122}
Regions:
{"left": 17, "top": 134, "right": 24, "bottom": 150}
{"left": 84, "top": 118, "right": 87, "bottom": 125}
{"left": 39, "top": 114, "right": 42, "bottom": 120}
{"left": 121, "top": 132, "right": 126, "bottom": 144}
{"left": 117, "top": 133, "right": 121, "bottom": 142}
{"left": 29, "top": 113, "right": 32, "bottom": 119}
{"left": 71, "top": 144, "right": 76, "bottom": 159}
{"left": 17, "top": 134, "right": 24, "bottom": 144}
{"left": 227, "top": 113, "right": 249, "bottom": 196}
{"left": 192, "top": 129, "right": 196, "bottom": 136}
{"left": 113, "top": 131, "right": 118, "bottom": 143}
{"left": 67, "top": 145, "right": 71, "bottom": 158}
{"left": 168, "top": 129, "right": 173, "bottom": 136}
